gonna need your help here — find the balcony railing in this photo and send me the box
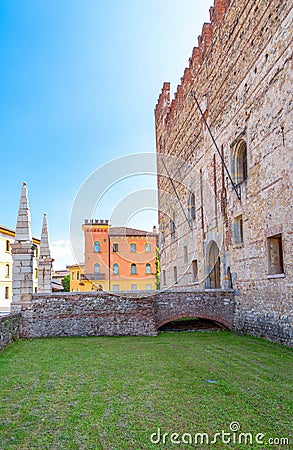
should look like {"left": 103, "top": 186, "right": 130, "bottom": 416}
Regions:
{"left": 80, "top": 273, "right": 106, "bottom": 281}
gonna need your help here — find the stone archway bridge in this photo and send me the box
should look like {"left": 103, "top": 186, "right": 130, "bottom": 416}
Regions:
{"left": 14, "top": 289, "right": 235, "bottom": 338}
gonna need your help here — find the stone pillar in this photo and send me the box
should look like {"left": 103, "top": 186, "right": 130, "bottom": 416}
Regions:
{"left": 11, "top": 182, "right": 36, "bottom": 312}
{"left": 37, "top": 213, "right": 54, "bottom": 294}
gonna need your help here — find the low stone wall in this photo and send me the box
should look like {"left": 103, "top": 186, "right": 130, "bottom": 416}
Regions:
{"left": 16, "top": 289, "right": 235, "bottom": 338}
{"left": 233, "top": 306, "right": 293, "bottom": 347}
{"left": 0, "top": 313, "right": 21, "bottom": 351}
{"left": 20, "top": 292, "right": 157, "bottom": 338}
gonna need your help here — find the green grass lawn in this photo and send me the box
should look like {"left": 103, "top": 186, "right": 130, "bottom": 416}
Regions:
{"left": 0, "top": 331, "right": 292, "bottom": 449}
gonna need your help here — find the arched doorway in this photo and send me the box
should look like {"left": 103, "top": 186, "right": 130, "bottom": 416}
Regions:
{"left": 206, "top": 241, "right": 221, "bottom": 289}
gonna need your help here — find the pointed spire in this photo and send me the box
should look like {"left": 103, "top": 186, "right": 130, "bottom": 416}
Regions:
{"left": 14, "top": 182, "right": 32, "bottom": 242}
{"left": 39, "top": 213, "right": 51, "bottom": 258}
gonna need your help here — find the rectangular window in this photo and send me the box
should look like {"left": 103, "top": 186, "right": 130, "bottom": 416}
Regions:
{"left": 173, "top": 266, "right": 178, "bottom": 285}
{"left": 146, "top": 284, "right": 152, "bottom": 290}
{"left": 113, "top": 243, "right": 118, "bottom": 252}
{"left": 5, "top": 286, "right": 9, "bottom": 299}
{"left": 5, "top": 264, "right": 10, "bottom": 278}
{"left": 267, "top": 234, "right": 284, "bottom": 275}
{"left": 233, "top": 215, "right": 243, "bottom": 244}
{"left": 170, "top": 219, "right": 175, "bottom": 238}
{"left": 113, "top": 284, "right": 119, "bottom": 291}
{"left": 6, "top": 240, "right": 10, "bottom": 252}
{"left": 145, "top": 243, "right": 151, "bottom": 252}
{"left": 192, "top": 260, "right": 198, "bottom": 282}
{"left": 72, "top": 272, "right": 74, "bottom": 280}
{"left": 130, "top": 243, "right": 136, "bottom": 252}
{"left": 162, "top": 270, "right": 166, "bottom": 286}
{"left": 131, "top": 284, "right": 137, "bottom": 291}
{"left": 35, "top": 247, "right": 39, "bottom": 258}
{"left": 183, "top": 245, "right": 188, "bottom": 264}
{"left": 35, "top": 268, "right": 38, "bottom": 279}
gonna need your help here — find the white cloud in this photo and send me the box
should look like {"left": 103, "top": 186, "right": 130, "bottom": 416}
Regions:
{"left": 51, "top": 240, "right": 76, "bottom": 270}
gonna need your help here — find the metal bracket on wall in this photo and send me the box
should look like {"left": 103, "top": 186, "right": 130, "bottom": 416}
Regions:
{"left": 191, "top": 91, "right": 241, "bottom": 201}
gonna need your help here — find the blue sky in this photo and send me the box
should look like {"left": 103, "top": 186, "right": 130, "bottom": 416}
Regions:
{"left": 0, "top": 0, "right": 210, "bottom": 268}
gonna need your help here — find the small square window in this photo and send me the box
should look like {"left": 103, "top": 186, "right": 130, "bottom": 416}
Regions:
{"left": 130, "top": 243, "right": 136, "bottom": 252}
{"left": 267, "top": 234, "right": 284, "bottom": 275}
{"left": 131, "top": 284, "right": 137, "bottom": 291}
{"left": 113, "top": 284, "right": 119, "bottom": 291}
{"left": 146, "top": 284, "right": 152, "bottom": 290}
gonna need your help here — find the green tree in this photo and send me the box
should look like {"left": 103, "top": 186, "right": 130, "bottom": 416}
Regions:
{"left": 155, "top": 247, "right": 160, "bottom": 290}
{"left": 62, "top": 274, "right": 70, "bottom": 292}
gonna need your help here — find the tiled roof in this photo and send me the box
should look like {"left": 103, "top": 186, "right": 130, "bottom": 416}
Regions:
{"left": 109, "top": 227, "right": 157, "bottom": 237}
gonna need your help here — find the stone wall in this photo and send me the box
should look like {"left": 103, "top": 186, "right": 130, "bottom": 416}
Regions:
{"left": 155, "top": 0, "right": 293, "bottom": 346}
{"left": 0, "top": 313, "right": 21, "bottom": 351}
{"left": 17, "top": 290, "right": 235, "bottom": 338}
{"left": 20, "top": 292, "right": 157, "bottom": 338}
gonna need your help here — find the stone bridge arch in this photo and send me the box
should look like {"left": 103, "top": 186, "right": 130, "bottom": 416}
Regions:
{"left": 156, "top": 314, "right": 230, "bottom": 331}
{"left": 154, "top": 289, "right": 234, "bottom": 331}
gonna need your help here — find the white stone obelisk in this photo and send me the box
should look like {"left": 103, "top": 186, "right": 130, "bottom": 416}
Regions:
{"left": 37, "top": 213, "right": 54, "bottom": 293}
{"left": 11, "top": 182, "right": 36, "bottom": 311}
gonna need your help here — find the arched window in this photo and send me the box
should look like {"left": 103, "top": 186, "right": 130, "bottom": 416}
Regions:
{"left": 94, "top": 241, "right": 100, "bottom": 252}
{"left": 130, "top": 243, "right": 136, "bottom": 252}
{"left": 145, "top": 263, "right": 151, "bottom": 274}
{"left": 131, "top": 263, "right": 137, "bottom": 274}
{"left": 94, "top": 263, "right": 100, "bottom": 274}
{"left": 113, "top": 263, "right": 119, "bottom": 275}
{"left": 188, "top": 192, "right": 195, "bottom": 220}
{"left": 233, "top": 139, "right": 247, "bottom": 184}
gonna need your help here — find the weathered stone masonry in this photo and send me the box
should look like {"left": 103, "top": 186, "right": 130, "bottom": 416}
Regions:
{"left": 0, "top": 314, "right": 21, "bottom": 352}
{"left": 18, "top": 290, "right": 235, "bottom": 338}
{"left": 155, "top": 0, "right": 293, "bottom": 345}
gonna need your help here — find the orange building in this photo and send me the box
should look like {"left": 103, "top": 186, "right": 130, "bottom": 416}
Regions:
{"left": 68, "top": 220, "right": 158, "bottom": 292}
